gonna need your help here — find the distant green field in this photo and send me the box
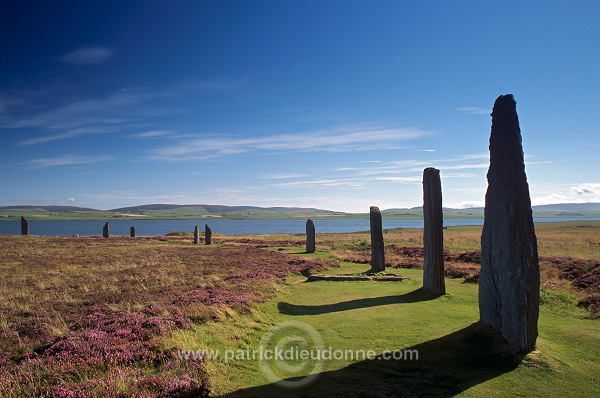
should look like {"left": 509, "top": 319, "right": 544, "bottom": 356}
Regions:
{"left": 1, "top": 203, "right": 599, "bottom": 220}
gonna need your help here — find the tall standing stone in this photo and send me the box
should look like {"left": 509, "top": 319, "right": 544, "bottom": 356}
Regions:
{"left": 193, "top": 226, "right": 200, "bottom": 244}
{"left": 130, "top": 227, "right": 136, "bottom": 238}
{"left": 369, "top": 206, "right": 385, "bottom": 273}
{"left": 479, "top": 94, "right": 540, "bottom": 354}
{"left": 423, "top": 167, "right": 445, "bottom": 297}
{"left": 103, "top": 222, "right": 109, "bottom": 238}
{"left": 205, "top": 224, "right": 212, "bottom": 245}
{"left": 21, "top": 216, "right": 29, "bottom": 236}
{"left": 306, "top": 219, "right": 316, "bottom": 253}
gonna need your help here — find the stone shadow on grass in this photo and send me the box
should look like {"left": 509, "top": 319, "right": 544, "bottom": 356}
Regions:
{"left": 277, "top": 287, "right": 436, "bottom": 316}
{"left": 217, "top": 321, "right": 522, "bottom": 398}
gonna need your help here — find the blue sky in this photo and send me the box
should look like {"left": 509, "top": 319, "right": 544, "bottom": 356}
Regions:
{"left": 1, "top": 1, "right": 598, "bottom": 212}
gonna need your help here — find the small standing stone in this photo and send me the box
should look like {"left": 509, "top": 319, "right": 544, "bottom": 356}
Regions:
{"left": 423, "top": 167, "right": 445, "bottom": 297}
{"left": 103, "top": 222, "right": 109, "bottom": 238}
{"left": 205, "top": 224, "right": 212, "bottom": 245}
{"left": 21, "top": 216, "right": 29, "bottom": 236}
{"left": 193, "top": 226, "right": 200, "bottom": 244}
{"left": 369, "top": 206, "right": 385, "bottom": 273}
{"left": 479, "top": 94, "right": 540, "bottom": 355}
{"left": 130, "top": 227, "right": 136, "bottom": 238}
{"left": 306, "top": 219, "right": 316, "bottom": 253}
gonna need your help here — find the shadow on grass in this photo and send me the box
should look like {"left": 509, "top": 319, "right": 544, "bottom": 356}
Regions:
{"left": 287, "top": 250, "right": 313, "bottom": 255}
{"left": 278, "top": 287, "right": 436, "bottom": 315}
{"left": 217, "top": 321, "right": 522, "bottom": 398}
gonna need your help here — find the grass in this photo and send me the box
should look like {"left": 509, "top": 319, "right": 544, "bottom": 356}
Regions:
{"left": 0, "top": 221, "right": 598, "bottom": 397}
{"left": 165, "top": 260, "right": 600, "bottom": 397}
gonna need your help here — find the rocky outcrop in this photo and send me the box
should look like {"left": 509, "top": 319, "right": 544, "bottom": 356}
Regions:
{"left": 479, "top": 94, "right": 540, "bottom": 354}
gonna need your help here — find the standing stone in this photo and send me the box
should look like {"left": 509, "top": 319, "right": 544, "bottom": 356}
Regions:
{"left": 306, "top": 219, "right": 316, "bottom": 253}
{"left": 205, "top": 224, "right": 212, "bottom": 245}
{"left": 479, "top": 94, "right": 539, "bottom": 354}
{"left": 130, "top": 227, "right": 136, "bottom": 238}
{"left": 193, "top": 226, "right": 200, "bottom": 244}
{"left": 21, "top": 216, "right": 29, "bottom": 236}
{"left": 423, "top": 167, "right": 445, "bottom": 297}
{"left": 369, "top": 206, "right": 385, "bottom": 273}
{"left": 103, "top": 222, "right": 109, "bottom": 238}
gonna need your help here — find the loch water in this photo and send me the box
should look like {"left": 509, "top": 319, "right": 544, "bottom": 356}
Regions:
{"left": 0, "top": 217, "right": 598, "bottom": 237}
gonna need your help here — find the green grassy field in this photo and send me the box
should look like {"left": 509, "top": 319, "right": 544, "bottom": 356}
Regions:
{"left": 164, "top": 259, "right": 599, "bottom": 397}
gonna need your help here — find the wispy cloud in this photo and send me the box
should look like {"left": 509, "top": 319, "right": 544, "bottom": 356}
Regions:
{"left": 258, "top": 173, "right": 310, "bottom": 179}
{"left": 60, "top": 47, "right": 115, "bottom": 65}
{"left": 20, "top": 127, "right": 114, "bottom": 146}
{"left": 148, "top": 124, "right": 431, "bottom": 161}
{"left": 456, "top": 107, "right": 491, "bottom": 115}
{"left": 3, "top": 81, "right": 243, "bottom": 146}
{"left": 133, "top": 130, "right": 173, "bottom": 138}
{"left": 270, "top": 178, "right": 366, "bottom": 189}
{"left": 372, "top": 176, "right": 422, "bottom": 182}
{"left": 23, "top": 154, "right": 113, "bottom": 168}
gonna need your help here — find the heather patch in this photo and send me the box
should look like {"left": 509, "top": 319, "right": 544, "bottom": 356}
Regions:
{"left": 577, "top": 295, "right": 600, "bottom": 318}
{"left": 0, "top": 236, "right": 338, "bottom": 397}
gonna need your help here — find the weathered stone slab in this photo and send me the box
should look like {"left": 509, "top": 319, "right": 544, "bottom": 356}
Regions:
{"left": 103, "top": 222, "right": 109, "bottom": 238}
{"left": 21, "top": 216, "right": 29, "bottom": 236}
{"left": 423, "top": 167, "right": 445, "bottom": 297}
{"left": 306, "top": 219, "right": 315, "bottom": 253}
{"left": 369, "top": 206, "right": 385, "bottom": 272}
{"left": 306, "top": 274, "right": 409, "bottom": 282}
{"left": 479, "top": 94, "right": 540, "bottom": 354}
{"left": 130, "top": 227, "right": 136, "bottom": 238}
{"left": 193, "top": 226, "right": 200, "bottom": 244}
{"left": 205, "top": 224, "right": 212, "bottom": 245}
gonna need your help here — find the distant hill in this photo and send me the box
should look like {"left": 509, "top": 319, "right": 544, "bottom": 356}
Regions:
{"left": 383, "top": 203, "right": 600, "bottom": 218}
{"left": 109, "top": 204, "right": 347, "bottom": 218}
{"left": 1, "top": 202, "right": 599, "bottom": 220}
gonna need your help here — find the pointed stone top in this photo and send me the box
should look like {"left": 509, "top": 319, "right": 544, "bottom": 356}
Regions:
{"left": 370, "top": 206, "right": 380, "bottom": 212}
{"left": 493, "top": 93, "right": 516, "bottom": 108}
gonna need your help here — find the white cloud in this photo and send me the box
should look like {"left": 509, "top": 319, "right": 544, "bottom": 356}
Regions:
{"left": 531, "top": 183, "right": 600, "bottom": 205}
{"left": 456, "top": 107, "right": 491, "bottom": 115}
{"left": 66, "top": 197, "right": 76, "bottom": 202}
{"left": 20, "top": 127, "right": 113, "bottom": 146}
{"left": 372, "top": 176, "right": 422, "bottom": 182}
{"left": 4, "top": 81, "right": 242, "bottom": 146}
{"left": 258, "top": 173, "right": 309, "bottom": 179}
{"left": 134, "top": 130, "right": 172, "bottom": 138}
{"left": 148, "top": 124, "right": 431, "bottom": 161}
{"left": 455, "top": 200, "right": 485, "bottom": 209}
{"left": 24, "top": 154, "right": 113, "bottom": 168}
{"left": 60, "top": 47, "right": 115, "bottom": 65}
{"left": 270, "top": 178, "right": 366, "bottom": 189}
